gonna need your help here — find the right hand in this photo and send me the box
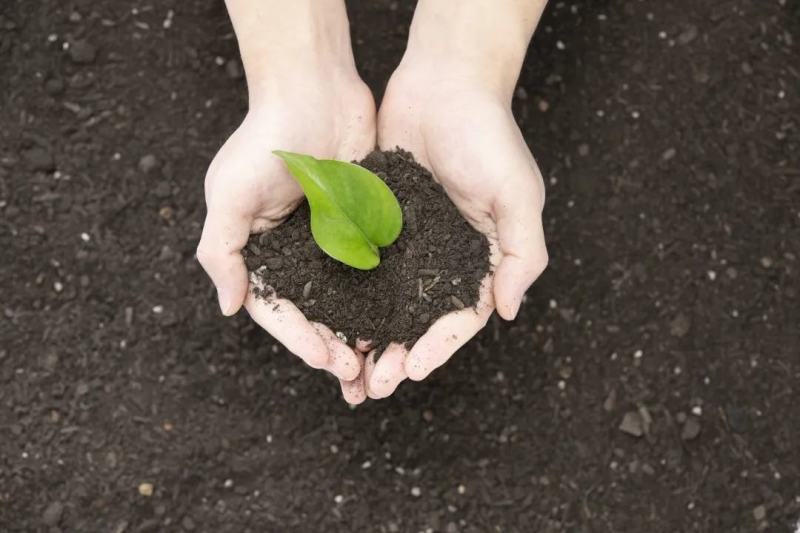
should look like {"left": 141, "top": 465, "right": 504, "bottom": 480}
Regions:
{"left": 196, "top": 65, "right": 376, "bottom": 404}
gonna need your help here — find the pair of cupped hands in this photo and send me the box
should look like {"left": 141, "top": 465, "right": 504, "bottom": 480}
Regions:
{"left": 197, "top": 59, "right": 548, "bottom": 405}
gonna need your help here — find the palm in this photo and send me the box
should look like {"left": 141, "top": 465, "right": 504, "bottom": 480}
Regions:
{"left": 364, "top": 71, "right": 548, "bottom": 398}
{"left": 198, "top": 75, "right": 376, "bottom": 404}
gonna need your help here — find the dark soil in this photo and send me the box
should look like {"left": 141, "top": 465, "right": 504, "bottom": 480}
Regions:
{"left": 243, "top": 149, "right": 489, "bottom": 349}
{"left": 1, "top": 1, "right": 799, "bottom": 532}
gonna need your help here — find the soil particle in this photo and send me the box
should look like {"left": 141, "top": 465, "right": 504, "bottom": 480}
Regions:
{"left": 725, "top": 405, "right": 752, "bottom": 433}
{"left": 138, "top": 483, "right": 154, "bottom": 497}
{"left": 669, "top": 312, "right": 691, "bottom": 337}
{"left": 22, "top": 146, "right": 54, "bottom": 172}
{"left": 244, "top": 150, "right": 489, "bottom": 348}
{"left": 753, "top": 505, "right": 766, "bottom": 521}
{"left": 44, "top": 77, "right": 65, "bottom": 96}
{"left": 619, "top": 411, "right": 645, "bottom": 437}
{"left": 42, "top": 501, "right": 64, "bottom": 526}
{"left": 603, "top": 389, "right": 617, "bottom": 412}
{"left": 681, "top": 417, "right": 702, "bottom": 441}
{"left": 181, "top": 516, "right": 196, "bottom": 531}
{"left": 68, "top": 39, "right": 97, "bottom": 64}
{"left": 225, "top": 58, "right": 243, "bottom": 79}
{"left": 677, "top": 24, "right": 699, "bottom": 45}
{"left": 138, "top": 154, "right": 160, "bottom": 174}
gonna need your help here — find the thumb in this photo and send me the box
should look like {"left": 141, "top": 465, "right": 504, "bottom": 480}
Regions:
{"left": 493, "top": 173, "right": 548, "bottom": 320}
{"left": 196, "top": 205, "right": 251, "bottom": 316}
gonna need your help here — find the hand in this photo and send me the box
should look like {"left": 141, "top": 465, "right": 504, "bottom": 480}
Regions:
{"left": 197, "top": 0, "right": 376, "bottom": 404}
{"left": 363, "top": 60, "right": 548, "bottom": 399}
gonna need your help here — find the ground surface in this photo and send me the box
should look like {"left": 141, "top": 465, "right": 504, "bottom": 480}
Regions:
{"left": 1, "top": 1, "right": 798, "bottom": 532}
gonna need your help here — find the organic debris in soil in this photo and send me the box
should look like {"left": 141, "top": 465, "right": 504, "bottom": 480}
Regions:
{"left": 243, "top": 149, "right": 490, "bottom": 349}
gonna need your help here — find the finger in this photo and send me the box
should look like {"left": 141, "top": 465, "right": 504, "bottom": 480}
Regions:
{"left": 493, "top": 178, "right": 548, "bottom": 320}
{"left": 363, "top": 350, "right": 377, "bottom": 397}
{"left": 196, "top": 206, "right": 251, "bottom": 316}
{"left": 377, "top": 93, "right": 430, "bottom": 169}
{"left": 337, "top": 82, "right": 377, "bottom": 162}
{"left": 405, "top": 276, "right": 494, "bottom": 381}
{"left": 311, "top": 323, "right": 362, "bottom": 381}
{"left": 339, "top": 364, "right": 367, "bottom": 405}
{"left": 355, "top": 338, "right": 374, "bottom": 353}
{"left": 367, "top": 343, "right": 408, "bottom": 399}
{"left": 245, "top": 275, "right": 329, "bottom": 370}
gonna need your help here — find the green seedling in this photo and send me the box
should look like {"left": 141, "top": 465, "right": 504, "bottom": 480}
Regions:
{"left": 273, "top": 151, "right": 403, "bottom": 270}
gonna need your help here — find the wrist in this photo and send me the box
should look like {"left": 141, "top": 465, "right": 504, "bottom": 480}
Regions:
{"left": 401, "top": 0, "right": 546, "bottom": 101}
{"left": 225, "top": 0, "right": 359, "bottom": 106}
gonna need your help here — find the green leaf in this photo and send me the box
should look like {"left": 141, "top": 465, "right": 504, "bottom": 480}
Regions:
{"left": 273, "top": 150, "right": 403, "bottom": 270}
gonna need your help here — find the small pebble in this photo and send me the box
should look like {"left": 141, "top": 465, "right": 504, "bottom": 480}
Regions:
{"left": 669, "top": 313, "right": 691, "bottom": 337}
{"left": 619, "top": 411, "right": 644, "bottom": 437}
{"left": 603, "top": 389, "right": 617, "bottom": 412}
{"left": 677, "top": 24, "right": 699, "bottom": 45}
{"left": 42, "top": 501, "right": 64, "bottom": 526}
{"left": 753, "top": 505, "right": 766, "bottom": 521}
{"left": 725, "top": 405, "right": 752, "bottom": 433}
{"left": 69, "top": 39, "right": 97, "bottom": 64}
{"left": 159, "top": 206, "right": 174, "bottom": 221}
{"left": 411, "top": 487, "right": 421, "bottom": 497}
{"left": 225, "top": 59, "right": 243, "bottom": 79}
{"left": 22, "top": 147, "right": 55, "bottom": 172}
{"left": 138, "top": 483, "right": 154, "bottom": 497}
{"left": 681, "top": 417, "right": 701, "bottom": 441}
{"left": 138, "top": 154, "right": 159, "bottom": 174}
{"left": 44, "top": 77, "right": 65, "bottom": 96}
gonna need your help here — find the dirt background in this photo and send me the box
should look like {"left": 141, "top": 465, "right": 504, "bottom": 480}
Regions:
{"left": 1, "top": 1, "right": 798, "bottom": 532}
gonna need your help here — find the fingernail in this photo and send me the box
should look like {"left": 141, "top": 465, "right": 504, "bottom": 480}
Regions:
{"left": 217, "top": 287, "right": 236, "bottom": 316}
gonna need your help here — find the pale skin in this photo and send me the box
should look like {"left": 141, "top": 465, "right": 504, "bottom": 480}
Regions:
{"left": 197, "top": 0, "right": 549, "bottom": 404}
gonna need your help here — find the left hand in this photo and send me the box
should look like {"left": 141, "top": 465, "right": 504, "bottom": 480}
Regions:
{"left": 362, "top": 61, "right": 549, "bottom": 399}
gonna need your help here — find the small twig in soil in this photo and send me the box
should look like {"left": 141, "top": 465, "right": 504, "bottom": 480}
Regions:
{"left": 423, "top": 275, "right": 441, "bottom": 292}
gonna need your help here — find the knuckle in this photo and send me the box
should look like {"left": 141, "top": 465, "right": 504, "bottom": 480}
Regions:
{"left": 302, "top": 351, "right": 328, "bottom": 370}
{"left": 526, "top": 248, "right": 549, "bottom": 279}
{"left": 195, "top": 242, "right": 215, "bottom": 269}
{"left": 536, "top": 248, "right": 549, "bottom": 272}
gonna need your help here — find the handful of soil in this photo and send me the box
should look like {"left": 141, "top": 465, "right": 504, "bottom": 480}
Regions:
{"left": 243, "top": 149, "right": 490, "bottom": 348}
